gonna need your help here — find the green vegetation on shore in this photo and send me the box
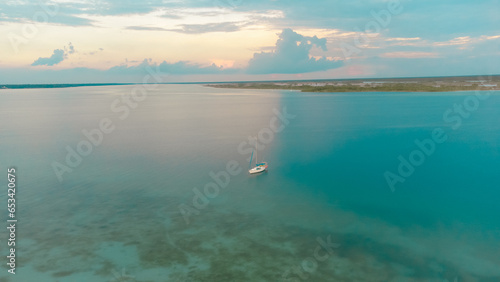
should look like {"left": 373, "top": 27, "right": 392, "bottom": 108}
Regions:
{"left": 209, "top": 82, "right": 499, "bottom": 93}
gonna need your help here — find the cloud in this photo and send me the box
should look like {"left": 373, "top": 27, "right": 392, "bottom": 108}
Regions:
{"left": 1, "top": 0, "right": 499, "bottom": 42}
{"left": 87, "top": 48, "right": 104, "bottom": 55}
{"left": 67, "top": 42, "right": 75, "bottom": 54}
{"left": 480, "top": 35, "right": 500, "bottom": 40}
{"left": 126, "top": 26, "right": 168, "bottom": 31}
{"left": 386, "top": 37, "right": 422, "bottom": 42}
{"left": 126, "top": 22, "right": 248, "bottom": 34}
{"left": 108, "top": 58, "right": 240, "bottom": 76}
{"left": 380, "top": 52, "right": 440, "bottom": 59}
{"left": 29, "top": 29, "right": 343, "bottom": 74}
{"left": 158, "top": 60, "right": 238, "bottom": 74}
{"left": 31, "top": 49, "right": 65, "bottom": 66}
{"left": 160, "top": 11, "right": 183, "bottom": 19}
{"left": 433, "top": 36, "right": 472, "bottom": 47}
{"left": 48, "top": 15, "right": 95, "bottom": 26}
{"left": 1, "top": 57, "right": 243, "bottom": 84}
{"left": 385, "top": 37, "right": 423, "bottom": 47}
{"left": 167, "top": 22, "right": 244, "bottom": 34}
{"left": 246, "top": 28, "right": 343, "bottom": 74}
{"left": 31, "top": 43, "right": 76, "bottom": 66}
{"left": 0, "top": 1, "right": 95, "bottom": 26}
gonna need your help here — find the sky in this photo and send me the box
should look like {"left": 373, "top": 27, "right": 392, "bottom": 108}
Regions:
{"left": 0, "top": 0, "right": 499, "bottom": 83}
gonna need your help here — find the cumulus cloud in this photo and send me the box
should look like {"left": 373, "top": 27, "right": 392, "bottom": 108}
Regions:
{"left": 158, "top": 60, "right": 238, "bottom": 74}
{"left": 28, "top": 29, "right": 345, "bottom": 75}
{"left": 32, "top": 43, "right": 76, "bottom": 66}
{"left": 108, "top": 59, "right": 240, "bottom": 76}
{"left": 112, "top": 29, "right": 342, "bottom": 76}
{"left": 31, "top": 49, "right": 66, "bottom": 66}
{"left": 246, "top": 28, "right": 343, "bottom": 74}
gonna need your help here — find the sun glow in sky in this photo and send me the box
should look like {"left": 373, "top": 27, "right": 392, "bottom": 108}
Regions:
{"left": 0, "top": 0, "right": 499, "bottom": 83}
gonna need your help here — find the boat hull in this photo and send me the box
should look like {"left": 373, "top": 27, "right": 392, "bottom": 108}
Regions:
{"left": 249, "top": 164, "right": 268, "bottom": 174}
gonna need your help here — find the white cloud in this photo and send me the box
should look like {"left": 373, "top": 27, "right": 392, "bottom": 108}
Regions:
{"left": 31, "top": 43, "right": 76, "bottom": 66}
{"left": 247, "top": 28, "right": 343, "bottom": 74}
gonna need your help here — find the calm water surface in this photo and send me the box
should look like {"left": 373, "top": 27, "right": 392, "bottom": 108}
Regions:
{"left": 1, "top": 84, "right": 499, "bottom": 281}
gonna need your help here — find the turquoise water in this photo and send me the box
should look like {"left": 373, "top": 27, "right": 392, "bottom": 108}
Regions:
{"left": 1, "top": 85, "right": 499, "bottom": 281}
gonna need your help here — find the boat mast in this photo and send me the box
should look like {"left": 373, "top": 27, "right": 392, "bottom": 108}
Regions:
{"left": 249, "top": 150, "right": 254, "bottom": 169}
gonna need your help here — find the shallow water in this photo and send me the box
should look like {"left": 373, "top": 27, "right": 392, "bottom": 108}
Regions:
{"left": 1, "top": 84, "right": 499, "bottom": 281}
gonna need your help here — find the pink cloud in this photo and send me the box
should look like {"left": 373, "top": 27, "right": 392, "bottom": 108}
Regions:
{"left": 380, "top": 51, "right": 440, "bottom": 59}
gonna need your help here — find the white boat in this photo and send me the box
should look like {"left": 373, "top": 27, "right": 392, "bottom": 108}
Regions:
{"left": 248, "top": 149, "right": 268, "bottom": 174}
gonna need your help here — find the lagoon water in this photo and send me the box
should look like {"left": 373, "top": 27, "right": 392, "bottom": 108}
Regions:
{"left": 1, "top": 84, "right": 499, "bottom": 281}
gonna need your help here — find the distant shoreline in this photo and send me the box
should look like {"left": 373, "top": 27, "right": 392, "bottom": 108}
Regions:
{"left": 1, "top": 75, "right": 499, "bottom": 91}
{"left": 0, "top": 83, "right": 135, "bottom": 90}
{"left": 207, "top": 83, "right": 500, "bottom": 93}
{"left": 207, "top": 75, "right": 500, "bottom": 93}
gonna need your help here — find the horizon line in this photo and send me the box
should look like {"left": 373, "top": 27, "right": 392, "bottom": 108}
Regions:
{"left": 1, "top": 74, "right": 499, "bottom": 89}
